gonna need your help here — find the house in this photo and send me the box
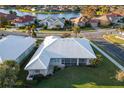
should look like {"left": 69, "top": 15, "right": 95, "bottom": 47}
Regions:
{"left": 25, "top": 36, "right": 96, "bottom": 80}
{"left": 96, "top": 15, "right": 111, "bottom": 26}
{"left": 39, "top": 17, "right": 65, "bottom": 29}
{"left": 95, "top": 13, "right": 123, "bottom": 26}
{"left": 12, "top": 15, "right": 36, "bottom": 27}
{"left": 113, "top": 9, "right": 124, "bottom": 17}
{"left": 0, "top": 12, "right": 17, "bottom": 23}
{"left": 106, "top": 13, "right": 122, "bottom": 24}
{"left": 70, "top": 16, "right": 87, "bottom": 27}
{"left": 0, "top": 35, "right": 36, "bottom": 63}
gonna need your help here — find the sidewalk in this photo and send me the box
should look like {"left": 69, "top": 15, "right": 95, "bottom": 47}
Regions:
{"left": 91, "top": 42, "right": 124, "bottom": 71}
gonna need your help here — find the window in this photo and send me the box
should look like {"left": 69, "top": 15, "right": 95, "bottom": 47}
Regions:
{"left": 62, "top": 58, "right": 77, "bottom": 66}
{"left": 35, "top": 70, "right": 40, "bottom": 73}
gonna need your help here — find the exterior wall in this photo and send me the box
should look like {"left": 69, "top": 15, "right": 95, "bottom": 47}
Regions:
{"left": 50, "top": 58, "right": 90, "bottom": 67}
{"left": 28, "top": 69, "right": 48, "bottom": 76}
{"left": 16, "top": 43, "right": 35, "bottom": 64}
{"left": 14, "top": 21, "right": 34, "bottom": 27}
{"left": 90, "top": 23, "right": 98, "bottom": 27}
{"left": 27, "top": 69, "right": 48, "bottom": 80}
{"left": 50, "top": 58, "right": 65, "bottom": 68}
{"left": 26, "top": 58, "right": 93, "bottom": 80}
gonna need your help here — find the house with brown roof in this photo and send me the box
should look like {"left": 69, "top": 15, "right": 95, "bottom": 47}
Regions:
{"left": 70, "top": 16, "right": 87, "bottom": 27}
{"left": 12, "top": 15, "right": 36, "bottom": 27}
{"left": 95, "top": 14, "right": 111, "bottom": 26}
{"left": 0, "top": 12, "right": 17, "bottom": 23}
{"left": 95, "top": 13, "right": 123, "bottom": 26}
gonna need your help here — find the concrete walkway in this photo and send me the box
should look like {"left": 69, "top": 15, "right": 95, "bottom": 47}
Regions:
{"left": 91, "top": 42, "right": 124, "bottom": 71}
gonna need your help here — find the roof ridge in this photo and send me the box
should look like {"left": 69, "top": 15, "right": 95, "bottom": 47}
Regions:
{"left": 25, "top": 38, "right": 58, "bottom": 69}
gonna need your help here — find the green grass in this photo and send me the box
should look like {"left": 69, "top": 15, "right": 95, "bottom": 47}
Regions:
{"left": 40, "top": 30, "right": 72, "bottom": 34}
{"left": 80, "top": 27, "right": 95, "bottom": 32}
{"left": 103, "top": 35, "right": 124, "bottom": 44}
{"left": 34, "top": 48, "right": 124, "bottom": 88}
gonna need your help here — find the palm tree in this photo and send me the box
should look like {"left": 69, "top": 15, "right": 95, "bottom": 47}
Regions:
{"left": 25, "top": 26, "right": 31, "bottom": 36}
{"left": 81, "top": 6, "right": 97, "bottom": 19}
{"left": 72, "top": 26, "right": 80, "bottom": 37}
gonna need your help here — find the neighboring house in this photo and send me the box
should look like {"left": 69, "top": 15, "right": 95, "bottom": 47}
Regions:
{"left": 0, "top": 35, "right": 36, "bottom": 63}
{"left": 95, "top": 13, "right": 123, "bottom": 26}
{"left": 12, "top": 15, "right": 36, "bottom": 27}
{"left": 25, "top": 36, "right": 96, "bottom": 80}
{"left": 39, "top": 16, "right": 65, "bottom": 29}
{"left": 113, "top": 9, "right": 124, "bottom": 17}
{"left": 113, "top": 16, "right": 124, "bottom": 27}
{"left": 96, "top": 15, "right": 111, "bottom": 26}
{"left": 106, "top": 13, "right": 122, "bottom": 24}
{"left": 70, "top": 16, "right": 87, "bottom": 27}
{"left": 0, "top": 12, "right": 17, "bottom": 23}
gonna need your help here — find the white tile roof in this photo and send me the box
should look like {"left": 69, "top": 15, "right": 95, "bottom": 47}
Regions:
{"left": 25, "top": 36, "right": 96, "bottom": 70}
{"left": 0, "top": 35, "right": 36, "bottom": 63}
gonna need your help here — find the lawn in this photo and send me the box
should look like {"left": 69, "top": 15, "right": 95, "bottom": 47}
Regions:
{"left": 80, "top": 27, "right": 95, "bottom": 32}
{"left": 33, "top": 48, "right": 124, "bottom": 88}
{"left": 40, "top": 30, "right": 72, "bottom": 34}
{"left": 103, "top": 34, "right": 124, "bottom": 44}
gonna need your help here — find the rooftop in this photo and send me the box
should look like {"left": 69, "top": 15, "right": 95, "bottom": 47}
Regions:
{"left": 0, "top": 35, "right": 36, "bottom": 63}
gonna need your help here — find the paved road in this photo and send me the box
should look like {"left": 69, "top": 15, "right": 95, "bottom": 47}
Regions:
{"left": 91, "top": 42, "right": 124, "bottom": 71}
{"left": 0, "top": 28, "right": 124, "bottom": 64}
{"left": 94, "top": 39, "right": 124, "bottom": 65}
{"left": 83, "top": 28, "right": 124, "bottom": 66}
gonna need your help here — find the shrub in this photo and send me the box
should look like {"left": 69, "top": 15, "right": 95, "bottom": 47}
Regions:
{"left": 54, "top": 66, "right": 61, "bottom": 73}
{"left": 33, "top": 74, "right": 45, "bottom": 81}
{"left": 24, "top": 80, "right": 37, "bottom": 88}
{"left": 43, "top": 25, "right": 48, "bottom": 30}
{"left": 61, "top": 33, "right": 71, "bottom": 38}
{"left": 116, "top": 71, "right": 124, "bottom": 82}
{"left": 91, "top": 54, "right": 102, "bottom": 67}
{"left": 31, "top": 31, "right": 37, "bottom": 37}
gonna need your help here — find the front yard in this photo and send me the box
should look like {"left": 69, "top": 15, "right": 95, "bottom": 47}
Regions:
{"left": 33, "top": 48, "right": 124, "bottom": 88}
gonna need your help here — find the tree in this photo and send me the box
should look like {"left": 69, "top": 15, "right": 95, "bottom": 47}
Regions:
{"left": 0, "top": 60, "right": 20, "bottom": 87}
{"left": 81, "top": 6, "right": 97, "bottom": 19}
{"left": 72, "top": 26, "right": 80, "bottom": 37}
{"left": 91, "top": 54, "right": 102, "bottom": 67}
{"left": 61, "top": 33, "right": 71, "bottom": 38}
{"left": 9, "top": 10, "right": 17, "bottom": 16}
{"left": 31, "top": 24, "right": 36, "bottom": 31}
{"left": 31, "top": 30, "right": 37, "bottom": 37}
{"left": 25, "top": 26, "right": 31, "bottom": 36}
{"left": 96, "top": 6, "right": 110, "bottom": 16}
{"left": 116, "top": 71, "right": 124, "bottom": 82}
{"left": 0, "top": 16, "right": 8, "bottom": 30}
